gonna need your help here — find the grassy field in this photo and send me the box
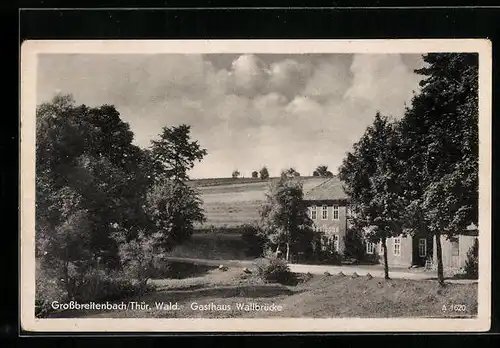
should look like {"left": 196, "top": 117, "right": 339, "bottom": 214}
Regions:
{"left": 50, "top": 265, "right": 478, "bottom": 319}
{"left": 172, "top": 176, "right": 329, "bottom": 259}
{"left": 192, "top": 176, "right": 328, "bottom": 228}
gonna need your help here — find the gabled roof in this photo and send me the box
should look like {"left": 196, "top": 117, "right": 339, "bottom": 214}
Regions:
{"left": 303, "top": 176, "right": 349, "bottom": 201}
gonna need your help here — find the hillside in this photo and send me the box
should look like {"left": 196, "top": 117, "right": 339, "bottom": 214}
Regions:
{"left": 190, "top": 176, "right": 330, "bottom": 228}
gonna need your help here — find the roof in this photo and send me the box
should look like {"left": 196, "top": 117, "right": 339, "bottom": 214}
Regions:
{"left": 303, "top": 176, "right": 349, "bottom": 201}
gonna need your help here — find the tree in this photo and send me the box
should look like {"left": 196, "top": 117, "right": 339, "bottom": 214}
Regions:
{"left": 281, "top": 167, "right": 300, "bottom": 178}
{"left": 313, "top": 165, "right": 333, "bottom": 177}
{"left": 338, "top": 112, "right": 406, "bottom": 279}
{"left": 259, "top": 166, "right": 270, "bottom": 180}
{"left": 150, "top": 124, "right": 207, "bottom": 182}
{"left": 36, "top": 94, "right": 151, "bottom": 272}
{"left": 144, "top": 179, "right": 206, "bottom": 252}
{"left": 232, "top": 169, "right": 241, "bottom": 179}
{"left": 251, "top": 171, "right": 259, "bottom": 178}
{"left": 259, "top": 176, "right": 313, "bottom": 261}
{"left": 398, "top": 53, "right": 479, "bottom": 286}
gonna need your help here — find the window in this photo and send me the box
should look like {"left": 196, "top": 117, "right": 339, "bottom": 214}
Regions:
{"left": 332, "top": 205, "right": 339, "bottom": 220}
{"left": 321, "top": 205, "right": 328, "bottom": 220}
{"left": 418, "top": 238, "right": 427, "bottom": 257}
{"left": 310, "top": 206, "right": 317, "bottom": 220}
{"left": 393, "top": 238, "right": 401, "bottom": 256}
{"left": 366, "top": 242, "right": 375, "bottom": 255}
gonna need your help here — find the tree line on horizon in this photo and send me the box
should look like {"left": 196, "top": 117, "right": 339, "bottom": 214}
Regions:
{"left": 230, "top": 165, "right": 334, "bottom": 179}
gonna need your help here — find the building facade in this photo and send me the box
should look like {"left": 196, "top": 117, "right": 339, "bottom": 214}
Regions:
{"left": 367, "top": 234, "right": 434, "bottom": 268}
{"left": 432, "top": 231, "right": 478, "bottom": 271}
{"left": 303, "top": 177, "right": 349, "bottom": 254}
{"left": 304, "top": 177, "right": 478, "bottom": 270}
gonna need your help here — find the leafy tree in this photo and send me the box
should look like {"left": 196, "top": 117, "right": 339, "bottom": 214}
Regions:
{"left": 232, "top": 169, "right": 241, "bottom": 179}
{"left": 399, "top": 53, "right": 479, "bottom": 285}
{"left": 338, "top": 112, "right": 406, "bottom": 279}
{"left": 259, "top": 176, "right": 313, "bottom": 261}
{"left": 259, "top": 166, "right": 270, "bottom": 180}
{"left": 251, "top": 171, "right": 259, "bottom": 178}
{"left": 144, "top": 179, "right": 206, "bottom": 252}
{"left": 313, "top": 165, "right": 333, "bottom": 177}
{"left": 150, "top": 124, "right": 207, "bottom": 182}
{"left": 281, "top": 167, "right": 301, "bottom": 178}
{"left": 36, "top": 94, "right": 151, "bottom": 272}
{"left": 142, "top": 124, "right": 207, "bottom": 258}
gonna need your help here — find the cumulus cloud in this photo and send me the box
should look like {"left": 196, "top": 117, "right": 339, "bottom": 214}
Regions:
{"left": 267, "top": 59, "right": 312, "bottom": 100}
{"left": 226, "top": 54, "right": 269, "bottom": 98}
{"left": 302, "top": 56, "right": 352, "bottom": 102}
{"left": 344, "top": 54, "right": 422, "bottom": 118}
{"left": 37, "top": 52, "right": 423, "bottom": 178}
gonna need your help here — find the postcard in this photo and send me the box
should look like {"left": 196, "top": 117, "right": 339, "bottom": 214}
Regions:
{"left": 20, "top": 39, "right": 491, "bottom": 332}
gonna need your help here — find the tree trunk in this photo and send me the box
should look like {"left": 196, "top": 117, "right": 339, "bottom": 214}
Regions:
{"left": 435, "top": 232, "right": 445, "bottom": 286}
{"left": 382, "top": 237, "right": 390, "bottom": 280}
{"left": 286, "top": 242, "right": 290, "bottom": 262}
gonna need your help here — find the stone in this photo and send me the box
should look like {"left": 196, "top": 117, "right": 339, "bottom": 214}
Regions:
{"left": 366, "top": 273, "right": 373, "bottom": 280}
{"left": 242, "top": 267, "right": 252, "bottom": 274}
{"left": 351, "top": 272, "right": 359, "bottom": 278}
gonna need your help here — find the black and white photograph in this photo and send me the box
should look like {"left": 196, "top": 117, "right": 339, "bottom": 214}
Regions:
{"left": 20, "top": 40, "right": 491, "bottom": 332}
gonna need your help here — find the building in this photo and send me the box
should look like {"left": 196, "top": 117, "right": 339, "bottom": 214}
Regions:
{"left": 368, "top": 225, "right": 478, "bottom": 270}
{"left": 432, "top": 226, "right": 478, "bottom": 271}
{"left": 367, "top": 233, "right": 433, "bottom": 268}
{"left": 303, "top": 177, "right": 478, "bottom": 270}
{"left": 303, "top": 177, "right": 349, "bottom": 254}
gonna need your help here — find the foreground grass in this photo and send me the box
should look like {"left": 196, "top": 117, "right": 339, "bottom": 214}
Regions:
{"left": 47, "top": 266, "right": 477, "bottom": 319}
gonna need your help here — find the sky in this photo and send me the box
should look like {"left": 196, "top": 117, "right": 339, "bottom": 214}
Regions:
{"left": 37, "top": 53, "right": 424, "bottom": 179}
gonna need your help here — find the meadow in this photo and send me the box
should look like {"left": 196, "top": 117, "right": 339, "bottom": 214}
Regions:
{"left": 49, "top": 264, "right": 478, "bottom": 319}
{"left": 192, "top": 176, "right": 328, "bottom": 227}
{"left": 167, "top": 176, "right": 330, "bottom": 260}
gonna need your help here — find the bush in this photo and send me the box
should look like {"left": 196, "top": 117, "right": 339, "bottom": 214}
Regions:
{"left": 464, "top": 238, "right": 478, "bottom": 279}
{"left": 35, "top": 265, "right": 154, "bottom": 318}
{"left": 343, "top": 229, "right": 365, "bottom": 261}
{"left": 240, "top": 224, "right": 266, "bottom": 257}
{"left": 311, "top": 234, "right": 342, "bottom": 265}
{"left": 256, "top": 257, "right": 294, "bottom": 284}
{"left": 70, "top": 268, "right": 152, "bottom": 303}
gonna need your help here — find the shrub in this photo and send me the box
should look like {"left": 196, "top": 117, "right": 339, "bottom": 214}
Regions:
{"left": 311, "top": 234, "right": 342, "bottom": 265}
{"left": 70, "top": 268, "right": 151, "bottom": 303}
{"left": 115, "top": 230, "right": 166, "bottom": 284}
{"left": 463, "top": 238, "right": 479, "bottom": 279}
{"left": 35, "top": 264, "right": 154, "bottom": 318}
{"left": 256, "top": 257, "right": 294, "bottom": 284}
{"left": 240, "top": 224, "right": 266, "bottom": 257}
{"left": 343, "top": 229, "right": 365, "bottom": 261}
